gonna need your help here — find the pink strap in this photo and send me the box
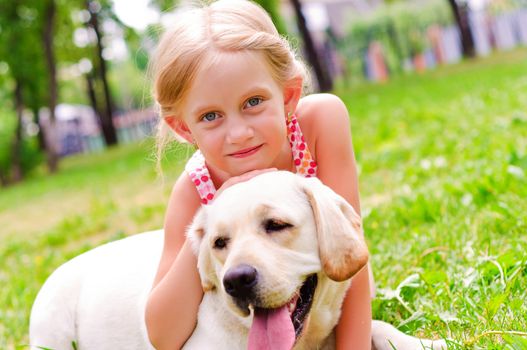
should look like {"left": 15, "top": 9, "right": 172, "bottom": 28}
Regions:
{"left": 286, "top": 114, "right": 317, "bottom": 177}
{"left": 185, "top": 151, "right": 216, "bottom": 205}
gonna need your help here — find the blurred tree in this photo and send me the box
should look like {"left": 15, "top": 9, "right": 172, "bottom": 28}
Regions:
{"left": 0, "top": 0, "right": 145, "bottom": 185}
{"left": 289, "top": 0, "right": 333, "bottom": 91}
{"left": 446, "top": 0, "right": 475, "bottom": 58}
{"left": 86, "top": 0, "right": 118, "bottom": 146}
{"left": 42, "top": 0, "right": 59, "bottom": 172}
{"left": 55, "top": 0, "right": 141, "bottom": 142}
{"left": 0, "top": 1, "right": 48, "bottom": 183}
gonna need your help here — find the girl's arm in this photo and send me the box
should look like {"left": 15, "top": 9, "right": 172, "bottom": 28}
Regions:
{"left": 145, "top": 172, "right": 203, "bottom": 350}
{"left": 335, "top": 265, "right": 371, "bottom": 349}
{"left": 145, "top": 168, "right": 273, "bottom": 349}
{"left": 300, "top": 93, "right": 372, "bottom": 349}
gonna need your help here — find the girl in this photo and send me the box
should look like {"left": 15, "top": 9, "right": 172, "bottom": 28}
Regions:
{"left": 145, "top": 0, "right": 372, "bottom": 349}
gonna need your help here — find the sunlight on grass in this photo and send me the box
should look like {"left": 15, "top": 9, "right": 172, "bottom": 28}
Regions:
{"left": 342, "top": 48, "right": 527, "bottom": 349}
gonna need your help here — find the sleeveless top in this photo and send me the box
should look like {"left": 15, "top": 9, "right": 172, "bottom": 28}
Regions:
{"left": 185, "top": 114, "right": 318, "bottom": 205}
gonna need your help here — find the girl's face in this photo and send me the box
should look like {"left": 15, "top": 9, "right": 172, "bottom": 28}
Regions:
{"left": 169, "top": 51, "right": 299, "bottom": 176}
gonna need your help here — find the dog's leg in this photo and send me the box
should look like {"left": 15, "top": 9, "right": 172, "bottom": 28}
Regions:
{"left": 29, "top": 258, "right": 83, "bottom": 350}
{"left": 371, "top": 320, "right": 448, "bottom": 350}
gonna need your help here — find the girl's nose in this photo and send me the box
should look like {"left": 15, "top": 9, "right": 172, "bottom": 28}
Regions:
{"left": 226, "top": 116, "right": 254, "bottom": 144}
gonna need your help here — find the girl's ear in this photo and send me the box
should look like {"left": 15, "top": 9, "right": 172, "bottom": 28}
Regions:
{"left": 283, "top": 76, "right": 303, "bottom": 115}
{"left": 165, "top": 116, "right": 193, "bottom": 143}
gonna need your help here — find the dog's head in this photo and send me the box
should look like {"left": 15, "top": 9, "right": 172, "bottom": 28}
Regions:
{"left": 187, "top": 171, "right": 369, "bottom": 347}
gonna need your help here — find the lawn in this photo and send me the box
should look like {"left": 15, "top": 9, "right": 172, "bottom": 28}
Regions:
{"left": 1, "top": 48, "right": 526, "bottom": 349}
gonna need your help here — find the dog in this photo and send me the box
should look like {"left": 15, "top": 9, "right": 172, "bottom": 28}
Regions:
{"left": 30, "top": 171, "right": 447, "bottom": 350}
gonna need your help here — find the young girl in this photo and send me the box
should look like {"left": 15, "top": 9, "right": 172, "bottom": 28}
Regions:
{"left": 145, "top": 0, "right": 372, "bottom": 349}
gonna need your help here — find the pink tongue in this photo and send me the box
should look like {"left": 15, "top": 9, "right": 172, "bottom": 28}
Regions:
{"left": 248, "top": 306, "right": 295, "bottom": 350}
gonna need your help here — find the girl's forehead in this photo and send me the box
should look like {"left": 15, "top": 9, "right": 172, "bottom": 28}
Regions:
{"left": 199, "top": 50, "right": 269, "bottom": 76}
{"left": 182, "top": 50, "right": 282, "bottom": 110}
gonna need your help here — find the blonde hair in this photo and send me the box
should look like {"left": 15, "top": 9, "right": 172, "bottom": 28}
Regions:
{"left": 150, "top": 0, "right": 309, "bottom": 168}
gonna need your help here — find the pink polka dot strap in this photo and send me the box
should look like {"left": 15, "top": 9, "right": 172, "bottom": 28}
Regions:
{"left": 185, "top": 151, "right": 216, "bottom": 205}
{"left": 286, "top": 114, "right": 317, "bottom": 177}
{"left": 185, "top": 113, "right": 317, "bottom": 205}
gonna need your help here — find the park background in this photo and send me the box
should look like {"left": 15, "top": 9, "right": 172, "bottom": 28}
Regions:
{"left": 1, "top": 0, "right": 526, "bottom": 349}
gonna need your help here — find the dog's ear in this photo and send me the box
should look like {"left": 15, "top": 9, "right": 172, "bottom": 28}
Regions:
{"left": 187, "top": 209, "right": 205, "bottom": 254}
{"left": 301, "top": 178, "right": 369, "bottom": 281}
{"left": 186, "top": 209, "right": 217, "bottom": 291}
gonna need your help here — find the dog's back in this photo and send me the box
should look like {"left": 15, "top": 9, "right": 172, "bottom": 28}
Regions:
{"left": 29, "top": 231, "right": 163, "bottom": 350}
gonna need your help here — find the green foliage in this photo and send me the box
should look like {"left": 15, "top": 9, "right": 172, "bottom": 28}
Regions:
{"left": 0, "top": 110, "right": 43, "bottom": 181}
{"left": 19, "top": 136, "right": 43, "bottom": 176}
{"left": 0, "top": 1, "right": 49, "bottom": 110}
{"left": 109, "top": 59, "right": 152, "bottom": 109}
{"left": 341, "top": 0, "right": 452, "bottom": 78}
{"left": 0, "top": 109, "right": 16, "bottom": 174}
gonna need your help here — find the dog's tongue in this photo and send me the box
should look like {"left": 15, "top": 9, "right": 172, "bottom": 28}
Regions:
{"left": 248, "top": 306, "right": 295, "bottom": 350}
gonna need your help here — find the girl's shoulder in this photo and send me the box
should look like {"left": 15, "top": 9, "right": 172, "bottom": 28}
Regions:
{"left": 297, "top": 93, "right": 347, "bottom": 113}
{"left": 168, "top": 170, "right": 202, "bottom": 212}
{"left": 296, "top": 93, "right": 351, "bottom": 148}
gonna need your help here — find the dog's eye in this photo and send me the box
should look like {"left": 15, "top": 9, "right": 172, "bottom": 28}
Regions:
{"left": 213, "top": 237, "right": 229, "bottom": 249}
{"left": 264, "top": 219, "right": 293, "bottom": 233}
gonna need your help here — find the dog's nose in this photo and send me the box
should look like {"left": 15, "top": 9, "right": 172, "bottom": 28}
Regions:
{"left": 223, "top": 264, "right": 258, "bottom": 299}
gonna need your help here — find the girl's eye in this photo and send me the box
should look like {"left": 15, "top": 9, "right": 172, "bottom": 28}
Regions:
{"left": 202, "top": 112, "right": 219, "bottom": 122}
{"left": 245, "top": 97, "right": 262, "bottom": 108}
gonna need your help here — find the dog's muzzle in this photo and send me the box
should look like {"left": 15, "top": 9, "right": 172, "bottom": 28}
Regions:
{"left": 223, "top": 264, "right": 319, "bottom": 344}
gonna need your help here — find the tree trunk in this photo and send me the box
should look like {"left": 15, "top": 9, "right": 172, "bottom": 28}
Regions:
{"left": 0, "top": 170, "right": 8, "bottom": 187}
{"left": 447, "top": 0, "right": 475, "bottom": 58}
{"left": 85, "top": 71, "right": 101, "bottom": 120}
{"left": 42, "top": 0, "right": 59, "bottom": 172}
{"left": 12, "top": 81, "right": 24, "bottom": 183}
{"left": 87, "top": 0, "right": 118, "bottom": 146}
{"left": 33, "top": 106, "right": 46, "bottom": 152}
{"left": 289, "top": 0, "right": 333, "bottom": 92}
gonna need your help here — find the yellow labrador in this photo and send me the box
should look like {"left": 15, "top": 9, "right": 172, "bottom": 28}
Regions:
{"left": 184, "top": 171, "right": 446, "bottom": 350}
{"left": 30, "top": 171, "right": 446, "bottom": 350}
{"left": 184, "top": 171, "right": 368, "bottom": 350}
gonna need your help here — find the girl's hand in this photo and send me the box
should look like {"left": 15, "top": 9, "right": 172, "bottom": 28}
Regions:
{"left": 215, "top": 168, "right": 277, "bottom": 199}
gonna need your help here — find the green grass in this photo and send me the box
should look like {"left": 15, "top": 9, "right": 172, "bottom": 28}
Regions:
{"left": 1, "top": 48, "right": 527, "bottom": 349}
{"left": 339, "top": 48, "right": 527, "bottom": 349}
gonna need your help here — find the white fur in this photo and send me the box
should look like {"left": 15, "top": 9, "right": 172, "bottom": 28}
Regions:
{"left": 30, "top": 231, "right": 162, "bottom": 350}
{"left": 30, "top": 171, "right": 447, "bottom": 350}
{"left": 184, "top": 172, "right": 358, "bottom": 349}
{"left": 372, "top": 320, "right": 447, "bottom": 350}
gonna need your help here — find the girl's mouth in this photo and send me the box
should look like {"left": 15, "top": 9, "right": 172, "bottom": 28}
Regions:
{"left": 228, "top": 145, "right": 263, "bottom": 158}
